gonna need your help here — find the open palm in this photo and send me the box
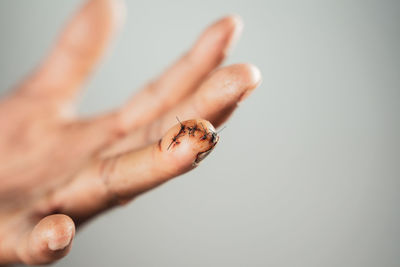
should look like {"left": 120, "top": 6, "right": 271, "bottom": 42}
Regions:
{"left": 0, "top": 0, "right": 260, "bottom": 264}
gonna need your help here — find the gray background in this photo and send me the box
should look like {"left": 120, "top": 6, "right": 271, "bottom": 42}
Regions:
{"left": 1, "top": 0, "right": 399, "bottom": 266}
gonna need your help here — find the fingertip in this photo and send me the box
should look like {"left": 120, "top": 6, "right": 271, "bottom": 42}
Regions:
{"left": 229, "top": 62, "right": 261, "bottom": 84}
{"left": 190, "top": 14, "right": 244, "bottom": 66}
{"left": 45, "top": 215, "right": 75, "bottom": 252}
{"left": 159, "top": 119, "right": 219, "bottom": 169}
{"left": 212, "top": 14, "right": 243, "bottom": 34}
{"left": 66, "top": 0, "right": 125, "bottom": 45}
{"left": 87, "top": 0, "right": 126, "bottom": 31}
{"left": 236, "top": 63, "right": 262, "bottom": 102}
{"left": 200, "top": 63, "right": 261, "bottom": 104}
{"left": 184, "top": 63, "right": 261, "bottom": 126}
{"left": 107, "top": 0, "right": 126, "bottom": 32}
{"left": 230, "top": 14, "right": 244, "bottom": 28}
{"left": 220, "top": 14, "right": 244, "bottom": 43}
{"left": 22, "top": 214, "right": 75, "bottom": 264}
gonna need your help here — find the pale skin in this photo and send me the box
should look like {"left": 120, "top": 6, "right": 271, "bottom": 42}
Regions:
{"left": 0, "top": 0, "right": 261, "bottom": 265}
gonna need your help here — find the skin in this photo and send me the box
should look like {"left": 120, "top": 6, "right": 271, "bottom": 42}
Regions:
{"left": 0, "top": 0, "right": 261, "bottom": 265}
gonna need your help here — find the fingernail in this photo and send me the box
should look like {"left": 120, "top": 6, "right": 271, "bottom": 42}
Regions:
{"left": 111, "top": 0, "right": 126, "bottom": 32}
{"left": 48, "top": 232, "right": 72, "bottom": 251}
{"left": 238, "top": 65, "right": 262, "bottom": 103}
{"left": 192, "top": 121, "right": 219, "bottom": 166}
{"left": 193, "top": 148, "right": 214, "bottom": 166}
{"left": 230, "top": 14, "right": 244, "bottom": 43}
{"left": 224, "top": 15, "right": 244, "bottom": 55}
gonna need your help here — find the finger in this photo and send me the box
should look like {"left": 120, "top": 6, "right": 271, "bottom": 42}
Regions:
{"left": 67, "top": 15, "right": 242, "bottom": 145}
{"left": 156, "top": 63, "right": 261, "bottom": 128}
{"left": 19, "top": 0, "right": 124, "bottom": 113}
{"left": 103, "top": 63, "right": 261, "bottom": 156}
{"left": 17, "top": 214, "right": 75, "bottom": 265}
{"left": 48, "top": 119, "right": 219, "bottom": 223}
{"left": 118, "top": 15, "right": 243, "bottom": 128}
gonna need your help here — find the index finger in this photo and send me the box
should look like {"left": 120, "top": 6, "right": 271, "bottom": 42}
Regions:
{"left": 44, "top": 119, "right": 219, "bottom": 223}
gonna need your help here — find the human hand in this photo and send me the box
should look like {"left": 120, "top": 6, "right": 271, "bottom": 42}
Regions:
{"left": 0, "top": 0, "right": 261, "bottom": 264}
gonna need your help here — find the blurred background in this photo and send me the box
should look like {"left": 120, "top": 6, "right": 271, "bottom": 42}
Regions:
{"left": 1, "top": 0, "right": 399, "bottom": 266}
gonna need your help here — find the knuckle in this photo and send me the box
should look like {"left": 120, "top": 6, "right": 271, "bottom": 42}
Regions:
{"left": 97, "top": 155, "right": 131, "bottom": 206}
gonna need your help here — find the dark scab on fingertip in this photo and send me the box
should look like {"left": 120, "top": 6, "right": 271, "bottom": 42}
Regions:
{"left": 192, "top": 126, "right": 221, "bottom": 166}
{"left": 165, "top": 118, "right": 222, "bottom": 166}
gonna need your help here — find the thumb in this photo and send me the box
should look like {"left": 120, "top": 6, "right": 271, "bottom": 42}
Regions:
{"left": 17, "top": 214, "right": 75, "bottom": 265}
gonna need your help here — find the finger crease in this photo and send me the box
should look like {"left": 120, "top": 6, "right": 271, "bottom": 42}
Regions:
{"left": 99, "top": 155, "right": 122, "bottom": 205}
